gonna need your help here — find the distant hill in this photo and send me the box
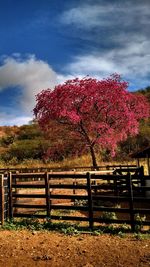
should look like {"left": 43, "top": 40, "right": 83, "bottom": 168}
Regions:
{"left": 136, "top": 86, "right": 150, "bottom": 102}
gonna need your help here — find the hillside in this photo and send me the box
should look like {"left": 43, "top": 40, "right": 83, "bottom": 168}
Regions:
{"left": 0, "top": 88, "right": 149, "bottom": 166}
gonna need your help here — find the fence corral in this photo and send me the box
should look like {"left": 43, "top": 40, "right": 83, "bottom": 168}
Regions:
{"left": 0, "top": 165, "right": 150, "bottom": 231}
{"left": 0, "top": 164, "right": 137, "bottom": 173}
{"left": 0, "top": 174, "right": 9, "bottom": 225}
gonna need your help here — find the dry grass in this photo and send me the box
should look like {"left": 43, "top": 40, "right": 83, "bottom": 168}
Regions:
{"left": 0, "top": 152, "right": 148, "bottom": 174}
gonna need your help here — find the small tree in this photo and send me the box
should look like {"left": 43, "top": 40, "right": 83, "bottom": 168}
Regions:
{"left": 34, "top": 74, "right": 149, "bottom": 167}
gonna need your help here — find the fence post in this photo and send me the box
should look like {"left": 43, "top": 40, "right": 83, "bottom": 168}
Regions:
{"left": 45, "top": 172, "right": 51, "bottom": 218}
{"left": 139, "top": 166, "right": 145, "bottom": 197}
{"left": 87, "top": 172, "right": 94, "bottom": 230}
{"left": 127, "top": 173, "right": 135, "bottom": 232}
{"left": 73, "top": 171, "right": 76, "bottom": 195}
{"left": 0, "top": 174, "right": 4, "bottom": 225}
{"left": 114, "top": 176, "right": 119, "bottom": 196}
{"left": 8, "top": 172, "right": 13, "bottom": 220}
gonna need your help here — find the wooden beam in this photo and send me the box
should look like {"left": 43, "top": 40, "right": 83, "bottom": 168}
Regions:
{"left": 136, "top": 158, "right": 140, "bottom": 167}
{"left": 147, "top": 154, "right": 150, "bottom": 176}
{"left": 0, "top": 174, "right": 4, "bottom": 225}
{"left": 146, "top": 154, "right": 150, "bottom": 198}
{"left": 87, "top": 172, "right": 94, "bottom": 230}
{"left": 45, "top": 172, "right": 51, "bottom": 218}
{"left": 8, "top": 172, "right": 13, "bottom": 220}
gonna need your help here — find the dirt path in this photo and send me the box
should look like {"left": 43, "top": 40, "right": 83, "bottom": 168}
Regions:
{"left": 0, "top": 230, "right": 150, "bottom": 267}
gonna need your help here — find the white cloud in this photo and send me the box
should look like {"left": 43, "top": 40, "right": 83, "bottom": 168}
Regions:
{"left": 0, "top": 112, "right": 32, "bottom": 126}
{"left": 0, "top": 54, "right": 77, "bottom": 125}
{"left": 60, "top": 5, "right": 114, "bottom": 29}
{"left": 64, "top": 34, "right": 150, "bottom": 88}
{"left": 60, "top": 2, "right": 150, "bottom": 29}
{"left": 59, "top": 1, "right": 150, "bottom": 89}
{"left": 9, "top": 116, "right": 32, "bottom": 126}
{"left": 0, "top": 55, "right": 58, "bottom": 113}
{"left": 67, "top": 54, "right": 116, "bottom": 77}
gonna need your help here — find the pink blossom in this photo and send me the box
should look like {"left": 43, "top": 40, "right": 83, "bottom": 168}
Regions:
{"left": 34, "top": 74, "right": 150, "bottom": 165}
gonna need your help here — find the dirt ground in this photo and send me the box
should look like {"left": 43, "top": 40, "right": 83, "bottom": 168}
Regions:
{"left": 4, "top": 177, "right": 149, "bottom": 266}
{"left": 0, "top": 230, "right": 150, "bottom": 267}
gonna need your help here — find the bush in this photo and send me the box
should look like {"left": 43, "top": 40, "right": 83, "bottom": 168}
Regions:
{"left": 101, "top": 212, "right": 117, "bottom": 221}
{"left": 134, "top": 213, "right": 146, "bottom": 232}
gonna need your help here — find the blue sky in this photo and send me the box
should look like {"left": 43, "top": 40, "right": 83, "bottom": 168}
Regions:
{"left": 0, "top": 0, "right": 150, "bottom": 125}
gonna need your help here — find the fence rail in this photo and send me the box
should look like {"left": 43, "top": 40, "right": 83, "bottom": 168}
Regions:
{"left": 0, "top": 167, "right": 150, "bottom": 231}
{"left": 0, "top": 164, "right": 137, "bottom": 173}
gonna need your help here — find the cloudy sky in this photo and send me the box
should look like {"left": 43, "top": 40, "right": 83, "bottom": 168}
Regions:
{"left": 0, "top": 0, "right": 150, "bottom": 125}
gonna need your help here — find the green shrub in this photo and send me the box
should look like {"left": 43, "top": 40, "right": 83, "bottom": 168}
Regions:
{"left": 101, "top": 212, "right": 117, "bottom": 221}
{"left": 134, "top": 213, "right": 146, "bottom": 232}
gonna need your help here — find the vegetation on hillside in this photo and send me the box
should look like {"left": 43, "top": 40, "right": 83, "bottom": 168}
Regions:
{"left": 0, "top": 87, "right": 149, "bottom": 166}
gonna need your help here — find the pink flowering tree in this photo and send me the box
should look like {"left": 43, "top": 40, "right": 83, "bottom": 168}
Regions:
{"left": 34, "top": 74, "right": 150, "bottom": 167}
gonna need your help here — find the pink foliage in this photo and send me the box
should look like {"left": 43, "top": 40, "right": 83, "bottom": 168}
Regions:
{"left": 34, "top": 74, "right": 150, "bottom": 158}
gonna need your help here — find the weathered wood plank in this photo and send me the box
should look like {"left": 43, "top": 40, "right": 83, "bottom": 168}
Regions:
{"left": 45, "top": 172, "right": 51, "bottom": 217}
{"left": 127, "top": 173, "right": 135, "bottom": 231}
{"left": 13, "top": 204, "right": 46, "bottom": 209}
{"left": 87, "top": 172, "right": 94, "bottom": 229}
{"left": 8, "top": 172, "right": 13, "bottom": 220}
{"left": 0, "top": 175, "right": 4, "bottom": 225}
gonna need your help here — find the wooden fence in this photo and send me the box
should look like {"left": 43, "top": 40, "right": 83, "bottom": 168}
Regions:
{"left": 0, "top": 174, "right": 9, "bottom": 225}
{"left": 0, "top": 164, "right": 137, "bottom": 173}
{"left": 1, "top": 168, "right": 149, "bottom": 231}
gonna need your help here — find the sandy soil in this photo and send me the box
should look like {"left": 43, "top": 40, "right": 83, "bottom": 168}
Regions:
{"left": 0, "top": 230, "right": 150, "bottom": 267}
{"left": 3, "top": 178, "right": 149, "bottom": 266}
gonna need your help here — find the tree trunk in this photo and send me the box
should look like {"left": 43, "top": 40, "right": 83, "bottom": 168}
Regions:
{"left": 79, "top": 122, "right": 98, "bottom": 168}
{"left": 89, "top": 145, "right": 98, "bottom": 169}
